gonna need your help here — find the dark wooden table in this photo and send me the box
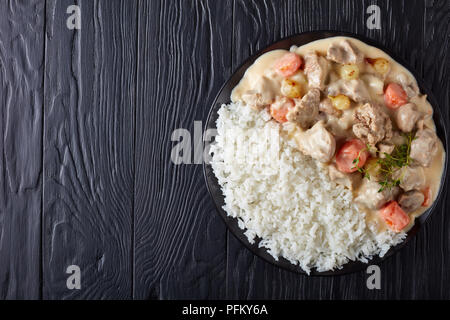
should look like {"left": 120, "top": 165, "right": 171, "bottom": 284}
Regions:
{"left": 0, "top": 0, "right": 448, "bottom": 300}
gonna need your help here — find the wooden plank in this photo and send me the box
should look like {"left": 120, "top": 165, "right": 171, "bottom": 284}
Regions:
{"left": 43, "top": 0, "right": 136, "bottom": 299}
{"left": 134, "top": 0, "right": 233, "bottom": 299}
{"left": 414, "top": 0, "right": 450, "bottom": 299}
{"left": 227, "top": 0, "right": 449, "bottom": 299}
{"left": 0, "top": 0, "right": 45, "bottom": 299}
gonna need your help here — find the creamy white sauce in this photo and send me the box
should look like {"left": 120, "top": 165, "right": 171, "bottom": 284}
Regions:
{"left": 231, "top": 50, "right": 288, "bottom": 102}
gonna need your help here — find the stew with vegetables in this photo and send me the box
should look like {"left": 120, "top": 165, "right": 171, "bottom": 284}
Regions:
{"left": 231, "top": 36, "right": 445, "bottom": 233}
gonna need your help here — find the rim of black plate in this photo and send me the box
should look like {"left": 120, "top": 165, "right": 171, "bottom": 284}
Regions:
{"left": 202, "top": 30, "right": 449, "bottom": 276}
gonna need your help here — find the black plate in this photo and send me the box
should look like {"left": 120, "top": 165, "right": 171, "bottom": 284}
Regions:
{"left": 203, "top": 31, "right": 449, "bottom": 276}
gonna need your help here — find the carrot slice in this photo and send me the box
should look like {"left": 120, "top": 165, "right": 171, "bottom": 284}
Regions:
{"left": 336, "top": 139, "right": 369, "bottom": 173}
{"left": 274, "top": 52, "right": 303, "bottom": 78}
{"left": 269, "top": 98, "right": 294, "bottom": 123}
{"left": 384, "top": 83, "right": 408, "bottom": 109}
{"left": 379, "top": 201, "right": 410, "bottom": 232}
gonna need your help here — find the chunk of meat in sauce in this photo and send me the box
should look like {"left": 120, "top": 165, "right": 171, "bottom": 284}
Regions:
{"left": 303, "top": 52, "right": 330, "bottom": 90}
{"left": 286, "top": 88, "right": 320, "bottom": 129}
{"left": 328, "top": 163, "right": 362, "bottom": 190}
{"left": 241, "top": 76, "right": 278, "bottom": 110}
{"left": 352, "top": 102, "right": 393, "bottom": 145}
{"left": 396, "top": 72, "right": 420, "bottom": 98}
{"left": 295, "top": 121, "right": 336, "bottom": 163}
{"left": 325, "top": 109, "right": 354, "bottom": 137}
{"left": 319, "top": 97, "right": 342, "bottom": 117}
{"left": 377, "top": 142, "right": 394, "bottom": 158}
{"left": 398, "top": 190, "right": 425, "bottom": 213}
{"left": 327, "top": 79, "right": 370, "bottom": 103}
{"left": 326, "top": 40, "right": 364, "bottom": 64}
{"left": 410, "top": 128, "right": 439, "bottom": 167}
{"left": 355, "top": 179, "right": 400, "bottom": 210}
{"left": 385, "top": 130, "right": 407, "bottom": 146}
{"left": 392, "top": 165, "right": 426, "bottom": 192}
{"left": 361, "top": 74, "right": 384, "bottom": 95}
{"left": 395, "top": 103, "right": 424, "bottom": 133}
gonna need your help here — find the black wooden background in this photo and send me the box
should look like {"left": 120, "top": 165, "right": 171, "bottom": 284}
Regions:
{"left": 0, "top": 0, "right": 448, "bottom": 300}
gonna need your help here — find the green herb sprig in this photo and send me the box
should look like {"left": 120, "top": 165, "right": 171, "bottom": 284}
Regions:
{"left": 352, "top": 132, "right": 415, "bottom": 192}
{"left": 352, "top": 143, "right": 373, "bottom": 180}
{"left": 376, "top": 132, "right": 414, "bottom": 192}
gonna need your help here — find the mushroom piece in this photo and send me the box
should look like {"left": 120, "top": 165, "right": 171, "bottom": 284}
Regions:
{"left": 395, "top": 103, "right": 424, "bottom": 133}
{"left": 398, "top": 190, "right": 425, "bottom": 213}
{"left": 410, "top": 128, "right": 438, "bottom": 167}
{"left": 392, "top": 165, "right": 426, "bottom": 192}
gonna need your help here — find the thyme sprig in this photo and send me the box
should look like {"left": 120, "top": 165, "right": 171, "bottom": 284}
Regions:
{"left": 352, "top": 132, "right": 415, "bottom": 192}
{"left": 376, "top": 132, "right": 414, "bottom": 192}
{"left": 352, "top": 143, "right": 373, "bottom": 180}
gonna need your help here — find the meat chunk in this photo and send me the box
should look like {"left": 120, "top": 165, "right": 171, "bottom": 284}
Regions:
{"left": 295, "top": 121, "right": 336, "bottom": 163}
{"left": 398, "top": 190, "right": 425, "bottom": 213}
{"left": 392, "top": 165, "right": 426, "bottom": 191}
{"left": 361, "top": 73, "right": 384, "bottom": 95}
{"left": 355, "top": 179, "right": 400, "bottom": 210}
{"left": 241, "top": 91, "right": 269, "bottom": 110}
{"left": 241, "top": 76, "right": 277, "bottom": 110}
{"left": 325, "top": 109, "right": 354, "bottom": 137}
{"left": 396, "top": 72, "right": 419, "bottom": 98}
{"left": 385, "top": 130, "right": 407, "bottom": 146}
{"left": 352, "top": 102, "right": 393, "bottom": 145}
{"left": 410, "top": 128, "right": 439, "bottom": 167}
{"left": 304, "top": 52, "right": 330, "bottom": 90}
{"left": 286, "top": 88, "right": 320, "bottom": 129}
{"left": 378, "top": 142, "right": 394, "bottom": 158}
{"left": 327, "top": 79, "right": 370, "bottom": 103}
{"left": 326, "top": 40, "right": 364, "bottom": 64}
{"left": 319, "top": 97, "right": 342, "bottom": 117}
{"left": 395, "top": 103, "right": 424, "bottom": 132}
{"left": 328, "top": 163, "right": 362, "bottom": 190}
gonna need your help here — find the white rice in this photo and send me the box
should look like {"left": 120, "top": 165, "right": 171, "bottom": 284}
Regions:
{"left": 210, "top": 102, "right": 406, "bottom": 274}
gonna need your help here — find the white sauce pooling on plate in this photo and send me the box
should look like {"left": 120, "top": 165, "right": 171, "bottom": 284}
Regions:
{"left": 231, "top": 50, "right": 289, "bottom": 104}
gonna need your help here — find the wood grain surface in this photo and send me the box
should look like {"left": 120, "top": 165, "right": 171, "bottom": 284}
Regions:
{"left": 134, "top": 0, "right": 232, "bottom": 299}
{"left": 0, "top": 0, "right": 449, "bottom": 299}
{"left": 43, "top": 0, "right": 136, "bottom": 299}
{"left": 0, "top": 0, "right": 45, "bottom": 299}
